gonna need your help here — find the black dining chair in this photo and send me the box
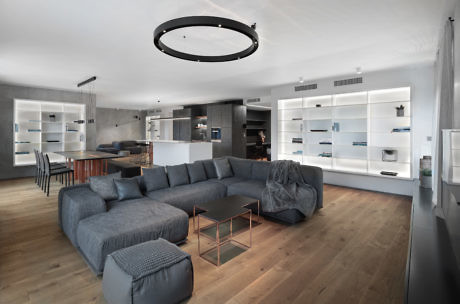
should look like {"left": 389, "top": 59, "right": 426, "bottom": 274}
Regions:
{"left": 35, "top": 150, "right": 66, "bottom": 188}
{"left": 42, "top": 153, "right": 74, "bottom": 196}
{"left": 33, "top": 149, "right": 41, "bottom": 186}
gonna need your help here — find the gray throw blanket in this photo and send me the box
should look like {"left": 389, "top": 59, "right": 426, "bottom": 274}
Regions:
{"left": 262, "top": 160, "right": 317, "bottom": 218}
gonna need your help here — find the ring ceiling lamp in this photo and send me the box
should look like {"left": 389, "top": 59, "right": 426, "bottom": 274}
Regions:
{"left": 153, "top": 16, "right": 259, "bottom": 62}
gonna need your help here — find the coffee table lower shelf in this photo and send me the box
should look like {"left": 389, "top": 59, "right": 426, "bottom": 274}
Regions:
{"left": 197, "top": 210, "right": 253, "bottom": 266}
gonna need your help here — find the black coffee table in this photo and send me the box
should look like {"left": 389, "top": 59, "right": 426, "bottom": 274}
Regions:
{"left": 193, "top": 195, "right": 260, "bottom": 266}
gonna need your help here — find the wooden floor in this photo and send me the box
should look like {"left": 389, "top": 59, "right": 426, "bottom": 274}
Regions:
{"left": 0, "top": 178, "right": 412, "bottom": 304}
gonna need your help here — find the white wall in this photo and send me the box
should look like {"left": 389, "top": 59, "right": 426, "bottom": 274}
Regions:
{"left": 270, "top": 64, "right": 435, "bottom": 196}
{"left": 454, "top": 3, "right": 460, "bottom": 127}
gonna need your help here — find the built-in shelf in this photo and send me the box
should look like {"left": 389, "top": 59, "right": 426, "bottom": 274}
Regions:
{"left": 14, "top": 99, "right": 86, "bottom": 166}
{"left": 278, "top": 87, "right": 412, "bottom": 179}
{"left": 442, "top": 129, "right": 460, "bottom": 185}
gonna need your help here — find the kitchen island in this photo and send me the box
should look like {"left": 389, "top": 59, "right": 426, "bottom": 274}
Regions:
{"left": 153, "top": 140, "right": 213, "bottom": 166}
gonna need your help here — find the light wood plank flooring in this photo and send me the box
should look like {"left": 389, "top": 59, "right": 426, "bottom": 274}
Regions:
{"left": 0, "top": 178, "right": 411, "bottom": 304}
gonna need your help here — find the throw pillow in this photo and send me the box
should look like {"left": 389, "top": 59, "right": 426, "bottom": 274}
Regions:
{"left": 143, "top": 167, "right": 169, "bottom": 192}
{"left": 89, "top": 171, "right": 122, "bottom": 201}
{"left": 186, "top": 162, "right": 207, "bottom": 184}
{"left": 166, "top": 164, "right": 190, "bottom": 187}
{"left": 228, "top": 157, "right": 253, "bottom": 179}
{"left": 213, "top": 158, "right": 233, "bottom": 180}
{"left": 114, "top": 178, "right": 143, "bottom": 201}
{"left": 202, "top": 159, "right": 217, "bottom": 179}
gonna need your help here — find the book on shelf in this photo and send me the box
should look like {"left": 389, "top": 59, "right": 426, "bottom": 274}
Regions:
{"left": 391, "top": 127, "right": 410, "bottom": 133}
{"left": 310, "top": 129, "right": 328, "bottom": 132}
{"left": 27, "top": 129, "right": 41, "bottom": 132}
{"left": 15, "top": 141, "right": 31, "bottom": 144}
{"left": 292, "top": 138, "right": 303, "bottom": 144}
{"left": 292, "top": 151, "right": 303, "bottom": 155}
{"left": 318, "top": 152, "right": 332, "bottom": 158}
{"left": 15, "top": 151, "right": 30, "bottom": 155}
{"left": 319, "top": 141, "right": 332, "bottom": 145}
{"left": 380, "top": 171, "right": 398, "bottom": 176}
{"left": 291, "top": 118, "right": 302, "bottom": 120}
{"left": 352, "top": 141, "right": 367, "bottom": 146}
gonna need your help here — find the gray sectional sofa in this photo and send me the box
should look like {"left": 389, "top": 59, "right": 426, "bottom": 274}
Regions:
{"left": 58, "top": 156, "right": 323, "bottom": 274}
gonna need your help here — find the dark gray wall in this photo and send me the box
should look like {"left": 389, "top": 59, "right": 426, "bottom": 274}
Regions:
{"left": 96, "top": 107, "right": 146, "bottom": 145}
{"left": 0, "top": 83, "right": 96, "bottom": 180}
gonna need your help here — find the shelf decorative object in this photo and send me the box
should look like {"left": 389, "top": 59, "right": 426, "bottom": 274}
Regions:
{"left": 396, "top": 105, "right": 405, "bottom": 117}
{"left": 382, "top": 149, "right": 398, "bottom": 162}
{"left": 278, "top": 87, "right": 411, "bottom": 179}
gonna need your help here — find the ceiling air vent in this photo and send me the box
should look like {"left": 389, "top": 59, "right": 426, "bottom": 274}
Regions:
{"left": 247, "top": 98, "right": 261, "bottom": 103}
{"left": 334, "top": 77, "right": 363, "bottom": 87}
{"left": 294, "top": 83, "right": 317, "bottom": 92}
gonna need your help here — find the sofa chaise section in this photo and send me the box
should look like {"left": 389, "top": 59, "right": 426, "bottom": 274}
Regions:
{"left": 77, "top": 197, "right": 188, "bottom": 274}
{"left": 59, "top": 185, "right": 189, "bottom": 274}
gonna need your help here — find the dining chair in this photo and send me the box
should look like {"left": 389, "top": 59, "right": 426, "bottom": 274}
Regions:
{"left": 43, "top": 153, "right": 74, "bottom": 196}
{"left": 33, "top": 149, "right": 41, "bottom": 186}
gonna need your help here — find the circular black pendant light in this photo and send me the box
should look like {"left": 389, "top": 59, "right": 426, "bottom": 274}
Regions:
{"left": 153, "top": 16, "right": 259, "bottom": 62}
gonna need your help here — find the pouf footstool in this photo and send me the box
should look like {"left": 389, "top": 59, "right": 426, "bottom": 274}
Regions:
{"left": 102, "top": 238, "right": 193, "bottom": 304}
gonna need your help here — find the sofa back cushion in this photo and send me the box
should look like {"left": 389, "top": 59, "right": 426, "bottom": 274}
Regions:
{"left": 202, "top": 159, "right": 217, "bottom": 179}
{"left": 186, "top": 162, "right": 207, "bottom": 184}
{"left": 228, "top": 157, "right": 253, "bottom": 179}
{"left": 143, "top": 167, "right": 169, "bottom": 192}
{"left": 167, "top": 164, "right": 190, "bottom": 187}
{"left": 213, "top": 158, "right": 233, "bottom": 180}
{"left": 114, "top": 178, "right": 143, "bottom": 201}
{"left": 112, "top": 141, "right": 123, "bottom": 150}
{"left": 89, "top": 171, "right": 122, "bottom": 200}
{"left": 122, "top": 140, "right": 137, "bottom": 147}
{"left": 251, "top": 161, "right": 270, "bottom": 181}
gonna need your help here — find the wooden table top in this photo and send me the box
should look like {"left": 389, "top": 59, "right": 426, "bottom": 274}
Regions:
{"left": 54, "top": 151, "right": 122, "bottom": 160}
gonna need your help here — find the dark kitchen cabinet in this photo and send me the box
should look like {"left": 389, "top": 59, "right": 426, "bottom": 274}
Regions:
{"left": 172, "top": 109, "right": 191, "bottom": 141}
{"left": 206, "top": 103, "right": 246, "bottom": 158}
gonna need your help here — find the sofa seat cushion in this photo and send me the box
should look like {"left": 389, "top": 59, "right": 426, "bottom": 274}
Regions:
{"left": 227, "top": 179, "right": 266, "bottom": 201}
{"left": 76, "top": 198, "right": 188, "bottom": 274}
{"left": 207, "top": 177, "right": 248, "bottom": 187}
{"left": 146, "top": 181, "right": 226, "bottom": 215}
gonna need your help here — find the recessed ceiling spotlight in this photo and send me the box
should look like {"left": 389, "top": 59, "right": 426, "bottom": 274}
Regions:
{"left": 356, "top": 67, "right": 362, "bottom": 75}
{"left": 299, "top": 77, "right": 304, "bottom": 83}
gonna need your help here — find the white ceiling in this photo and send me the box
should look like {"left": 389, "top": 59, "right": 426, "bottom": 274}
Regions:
{"left": 0, "top": 0, "right": 453, "bottom": 109}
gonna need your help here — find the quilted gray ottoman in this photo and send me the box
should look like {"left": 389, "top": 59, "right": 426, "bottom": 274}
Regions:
{"left": 102, "top": 238, "right": 193, "bottom": 304}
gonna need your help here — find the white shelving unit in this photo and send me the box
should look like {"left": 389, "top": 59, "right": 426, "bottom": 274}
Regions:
{"left": 442, "top": 129, "right": 460, "bottom": 185}
{"left": 146, "top": 115, "right": 161, "bottom": 141}
{"left": 278, "top": 87, "right": 412, "bottom": 179}
{"left": 14, "top": 99, "right": 86, "bottom": 166}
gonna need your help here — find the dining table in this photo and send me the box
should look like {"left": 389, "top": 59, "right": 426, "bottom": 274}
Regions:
{"left": 55, "top": 151, "right": 122, "bottom": 183}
